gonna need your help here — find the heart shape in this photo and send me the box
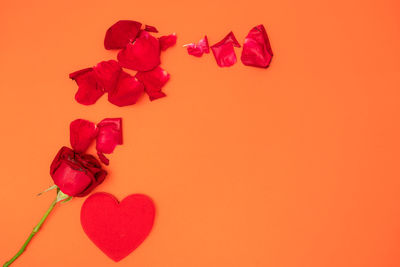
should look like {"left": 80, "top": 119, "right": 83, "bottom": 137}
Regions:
{"left": 80, "top": 192, "right": 155, "bottom": 262}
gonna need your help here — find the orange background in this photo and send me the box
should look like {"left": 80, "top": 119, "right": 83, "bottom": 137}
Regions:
{"left": 1, "top": 0, "right": 400, "bottom": 266}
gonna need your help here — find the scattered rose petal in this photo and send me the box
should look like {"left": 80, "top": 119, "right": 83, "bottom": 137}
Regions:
{"left": 69, "top": 68, "right": 104, "bottom": 105}
{"left": 198, "top": 36, "right": 210, "bottom": 53}
{"left": 144, "top": 25, "right": 158, "bottom": 33}
{"left": 219, "top": 31, "right": 241, "bottom": 48}
{"left": 211, "top": 43, "right": 236, "bottom": 67}
{"left": 96, "top": 118, "right": 123, "bottom": 162}
{"left": 93, "top": 60, "right": 122, "bottom": 92}
{"left": 108, "top": 71, "right": 144, "bottom": 106}
{"left": 104, "top": 20, "right": 142, "bottom": 50}
{"left": 97, "top": 152, "right": 110, "bottom": 166}
{"left": 184, "top": 36, "right": 209, "bottom": 57}
{"left": 136, "top": 66, "right": 169, "bottom": 101}
{"left": 185, "top": 45, "right": 203, "bottom": 57}
{"left": 117, "top": 30, "right": 161, "bottom": 71}
{"left": 211, "top": 32, "right": 241, "bottom": 67}
{"left": 241, "top": 24, "right": 273, "bottom": 68}
{"left": 159, "top": 33, "right": 177, "bottom": 51}
{"left": 70, "top": 119, "right": 98, "bottom": 153}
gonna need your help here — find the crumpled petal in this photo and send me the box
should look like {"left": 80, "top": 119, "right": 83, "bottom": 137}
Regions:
{"left": 97, "top": 151, "right": 110, "bottom": 166}
{"left": 117, "top": 30, "right": 161, "bottom": 71}
{"left": 185, "top": 46, "right": 203, "bottom": 57}
{"left": 219, "top": 31, "right": 241, "bottom": 48}
{"left": 144, "top": 24, "right": 158, "bottom": 33}
{"left": 211, "top": 43, "right": 236, "bottom": 67}
{"left": 69, "top": 68, "right": 104, "bottom": 105}
{"left": 136, "top": 66, "right": 169, "bottom": 101}
{"left": 198, "top": 36, "right": 210, "bottom": 53}
{"left": 159, "top": 33, "right": 177, "bottom": 51}
{"left": 93, "top": 60, "right": 122, "bottom": 92}
{"left": 184, "top": 36, "right": 209, "bottom": 57}
{"left": 104, "top": 20, "right": 142, "bottom": 50}
{"left": 96, "top": 118, "right": 123, "bottom": 165}
{"left": 211, "top": 32, "right": 241, "bottom": 67}
{"left": 70, "top": 119, "right": 98, "bottom": 153}
{"left": 241, "top": 24, "right": 273, "bottom": 68}
{"left": 108, "top": 71, "right": 144, "bottom": 106}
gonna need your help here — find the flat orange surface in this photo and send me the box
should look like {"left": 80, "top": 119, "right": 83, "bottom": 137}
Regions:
{"left": 1, "top": 0, "right": 400, "bottom": 266}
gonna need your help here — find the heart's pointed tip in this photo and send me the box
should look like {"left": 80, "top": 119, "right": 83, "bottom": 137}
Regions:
{"left": 109, "top": 255, "right": 124, "bottom": 262}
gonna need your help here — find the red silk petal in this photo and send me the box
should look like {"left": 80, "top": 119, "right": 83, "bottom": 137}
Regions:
{"left": 69, "top": 67, "right": 93, "bottom": 79}
{"left": 136, "top": 66, "right": 169, "bottom": 101}
{"left": 185, "top": 45, "right": 203, "bottom": 57}
{"left": 96, "top": 118, "right": 123, "bottom": 156}
{"left": 104, "top": 20, "right": 142, "bottom": 50}
{"left": 211, "top": 43, "right": 237, "bottom": 67}
{"left": 93, "top": 60, "right": 122, "bottom": 92}
{"left": 241, "top": 24, "right": 273, "bottom": 68}
{"left": 108, "top": 71, "right": 144, "bottom": 106}
{"left": 144, "top": 24, "right": 158, "bottom": 33}
{"left": 159, "top": 33, "right": 177, "bottom": 51}
{"left": 198, "top": 36, "right": 210, "bottom": 53}
{"left": 69, "top": 68, "right": 104, "bottom": 105}
{"left": 211, "top": 32, "right": 240, "bottom": 67}
{"left": 97, "top": 152, "right": 110, "bottom": 166}
{"left": 117, "top": 31, "right": 161, "bottom": 71}
{"left": 70, "top": 119, "right": 98, "bottom": 153}
{"left": 218, "top": 31, "right": 241, "bottom": 48}
{"left": 184, "top": 36, "right": 209, "bottom": 57}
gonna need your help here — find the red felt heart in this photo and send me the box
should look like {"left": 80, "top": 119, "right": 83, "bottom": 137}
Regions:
{"left": 80, "top": 192, "right": 155, "bottom": 262}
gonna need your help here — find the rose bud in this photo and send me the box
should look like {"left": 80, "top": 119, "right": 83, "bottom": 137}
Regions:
{"left": 50, "top": 147, "right": 107, "bottom": 197}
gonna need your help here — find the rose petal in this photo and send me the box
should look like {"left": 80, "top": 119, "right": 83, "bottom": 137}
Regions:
{"left": 69, "top": 67, "right": 93, "bottom": 79}
{"left": 117, "top": 30, "right": 161, "bottom": 71}
{"left": 211, "top": 32, "right": 240, "bottom": 67}
{"left": 69, "top": 68, "right": 104, "bottom": 105}
{"left": 241, "top": 24, "right": 273, "bottom": 68}
{"left": 50, "top": 147, "right": 76, "bottom": 176}
{"left": 70, "top": 119, "right": 98, "bottom": 153}
{"left": 218, "top": 31, "right": 241, "bottom": 48}
{"left": 93, "top": 60, "right": 122, "bottom": 92}
{"left": 159, "top": 33, "right": 177, "bottom": 51}
{"left": 198, "top": 36, "right": 210, "bottom": 53}
{"left": 185, "top": 45, "right": 203, "bottom": 57}
{"left": 144, "top": 24, "right": 158, "bottom": 33}
{"left": 76, "top": 153, "right": 107, "bottom": 195}
{"left": 96, "top": 118, "right": 123, "bottom": 157}
{"left": 97, "top": 152, "right": 110, "bottom": 166}
{"left": 136, "top": 66, "right": 169, "bottom": 101}
{"left": 108, "top": 71, "right": 144, "bottom": 106}
{"left": 211, "top": 43, "right": 236, "bottom": 67}
{"left": 52, "top": 161, "right": 93, "bottom": 196}
{"left": 184, "top": 35, "right": 209, "bottom": 57}
{"left": 104, "top": 20, "right": 142, "bottom": 50}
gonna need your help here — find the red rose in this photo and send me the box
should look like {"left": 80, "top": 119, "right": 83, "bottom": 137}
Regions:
{"left": 50, "top": 147, "right": 107, "bottom": 197}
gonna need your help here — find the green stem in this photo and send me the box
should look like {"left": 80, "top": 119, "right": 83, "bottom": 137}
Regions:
{"left": 3, "top": 197, "right": 58, "bottom": 267}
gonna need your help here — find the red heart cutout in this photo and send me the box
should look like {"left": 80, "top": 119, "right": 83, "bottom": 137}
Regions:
{"left": 80, "top": 192, "right": 155, "bottom": 262}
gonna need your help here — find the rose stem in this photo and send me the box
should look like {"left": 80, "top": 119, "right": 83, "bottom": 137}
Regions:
{"left": 3, "top": 197, "right": 58, "bottom": 267}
